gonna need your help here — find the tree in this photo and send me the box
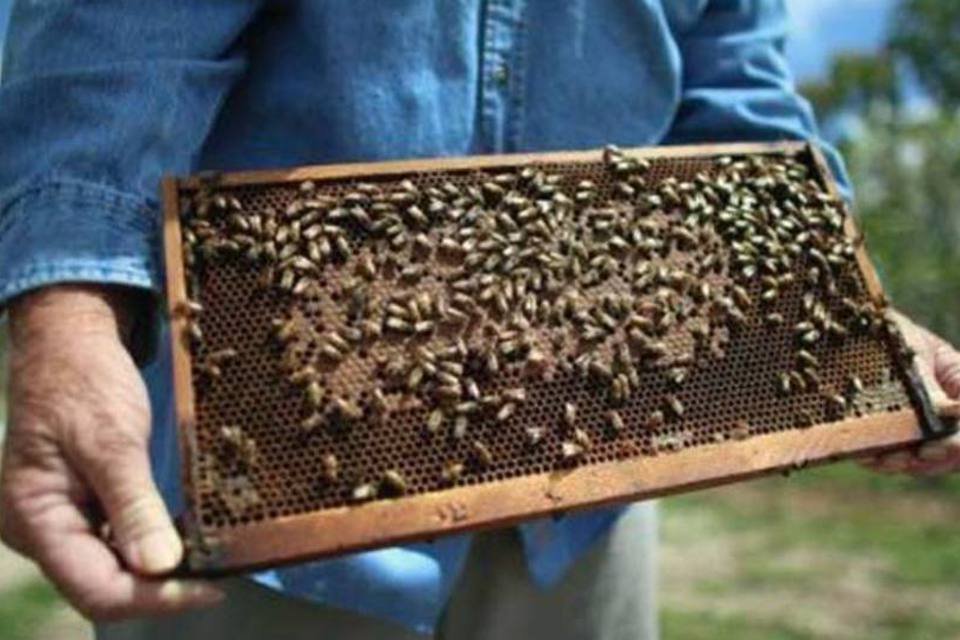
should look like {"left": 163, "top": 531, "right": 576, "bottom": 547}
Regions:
{"left": 798, "top": 0, "right": 960, "bottom": 343}
{"left": 891, "top": 0, "right": 960, "bottom": 109}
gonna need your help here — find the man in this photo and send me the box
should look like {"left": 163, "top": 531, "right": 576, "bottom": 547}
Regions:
{"left": 1, "top": 1, "right": 958, "bottom": 638}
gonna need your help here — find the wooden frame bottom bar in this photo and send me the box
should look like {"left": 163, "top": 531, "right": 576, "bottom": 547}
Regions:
{"left": 192, "top": 409, "right": 922, "bottom": 574}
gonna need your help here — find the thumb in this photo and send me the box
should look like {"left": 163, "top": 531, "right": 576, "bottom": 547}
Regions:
{"left": 79, "top": 431, "right": 182, "bottom": 576}
{"left": 933, "top": 340, "right": 960, "bottom": 400}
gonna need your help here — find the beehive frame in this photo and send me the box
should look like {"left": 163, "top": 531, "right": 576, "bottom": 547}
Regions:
{"left": 163, "top": 141, "right": 953, "bottom": 574}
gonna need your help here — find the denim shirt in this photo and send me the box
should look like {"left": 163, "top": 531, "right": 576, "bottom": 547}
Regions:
{"left": 0, "top": 0, "right": 848, "bottom": 634}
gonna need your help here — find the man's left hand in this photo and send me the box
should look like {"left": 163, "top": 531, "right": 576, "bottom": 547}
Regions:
{"left": 861, "top": 311, "right": 960, "bottom": 476}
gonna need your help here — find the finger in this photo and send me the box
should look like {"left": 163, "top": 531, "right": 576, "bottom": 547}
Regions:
{"left": 77, "top": 430, "right": 182, "bottom": 575}
{"left": 933, "top": 341, "right": 960, "bottom": 399}
{"left": 30, "top": 497, "right": 222, "bottom": 620}
{"left": 865, "top": 450, "right": 914, "bottom": 474}
{"left": 935, "top": 397, "right": 960, "bottom": 419}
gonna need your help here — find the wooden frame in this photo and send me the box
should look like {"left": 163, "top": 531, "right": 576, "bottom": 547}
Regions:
{"left": 162, "top": 141, "right": 953, "bottom": 574}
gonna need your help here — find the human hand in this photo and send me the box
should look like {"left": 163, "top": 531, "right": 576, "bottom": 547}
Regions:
{"left": 861, "top": 311, "right": 960, "bottom": 476}
{"left": 0, "top": 285, "right": 222, "bottom": 620}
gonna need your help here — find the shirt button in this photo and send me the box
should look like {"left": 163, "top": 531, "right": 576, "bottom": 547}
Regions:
{"left": 492, "top": 64, "right": 509, "bottom": 87}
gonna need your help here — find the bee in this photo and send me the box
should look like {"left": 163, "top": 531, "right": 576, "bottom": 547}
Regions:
{"left": 288, "top": 365, "right": 317, "bottom": 386}
{"left": 437, "top": 372, "right": 460, "bottom": 388}
{"left": 436, "top": 385, "right": 462, "bottom": 401}
{"left": 220, "top": 426, "right": 258, "bottom": 466}
{"left": 274, "top": 317, "right": 299, "bottom": 343}
{"left": 186, "top": 321, "right": 203, "bottom": 344}
{"left": 426, "top": 409, "right": 445, "bottom": 434}
{"left": 305, "top": 381, "right": 324, "bottom": 407}
{"left": 454, "top": 400, "right": 478, "bottom": 415}
{"left": 731, "top": 286, "right": 752, "bottom": 309}
{"left": 357, "top": 255, "right": 378, "bottom": 280}
{"left": 371, "top": 387, "right": 389, "bottom": 414}
{"left": 561, "top": 441, "right": 585, "bottom": 460}
{"left": 496, "top": 402, "right": 516, "bottom": 423}
{"left": 380, "top": 470, "right": 408, "bottom": 495}
{"left": 385, "top": 317, "right": 413, "bottom": 333}
{"left": 789, "top": 370, "right": 807, "bottom": 393}
{"left": 174, "top": 299, "right": 204, "bottom": 318}
{"left": 406, "top": 366, "right": 424, "bottom": 391}
{"left": 525, "top": 427, "right": 545, "bottom": 447}
{"left": 333, "top": 397, "right": 363, "bottom": 421}
{"left": 607, "top": 410, "right": 625, "bottom": 432}
{"left": 352, "top": 483, "right": 378, "bottom": 502}
{"left": 778, "top": 372, "right": 792, "bottom": 396}
{"left": 666, "top": 367, "right": 688, "bottom": 388}
{"left": 472, "top": 440, "right": 494, "bottom": 467}
{"left": 847, "top": 375, "right": 864, "bottom": 395}
{"left": 563, "top": 402, "right": 578, "bottom": 429}
{"left": 486, "top": 351, "right": 501, "bottom": 375}
{"left": 796, "top": 349, "right": 818, "bottom": 369}
{"left": 765, "top": 312, "right": 784, "bottom": 327}
{"left": 502, "top": 387, "right": 527, "bottom": 403}
{"left": 413, "top": 320, "right": 435, "bottom": 335}
{"left": 441, "top": 462, "right": 465, "bottom": 484}
{"left": 664, "top": 394, "right": 684, "bottom": 419}
{"left": 300, "top": 413, "right": 324, "bottom": 433}
{"left": 826, "top": 393, "right": 847, "bottom": 415}
{"left": 319, "top": 342, "right": 344, "bottom": 362}
{"left": 731, "top": 420, "right": 751, "bottom": 441}
{"left": 321, "top": 454, "right": 339, "bottom": 483}
{"left": 646, "top": 410, "right": 665, "bottom": 429}
{"left": 452, "top": 416, "right": 469, "bottom": 440}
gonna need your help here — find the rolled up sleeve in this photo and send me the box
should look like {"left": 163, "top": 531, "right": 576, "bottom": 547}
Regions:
{"left": 665, "top": 0, "right": 851, "bottom": 196}
{"left": 0, "top": 1, "right": 262, "bottom": 305}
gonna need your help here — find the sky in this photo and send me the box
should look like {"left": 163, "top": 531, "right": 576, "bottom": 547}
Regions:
{"left": 785, "top": 0, "right": 896, "bottom": 81}
{"left": 0, "top": 1, "right": 893, "bottom": 83}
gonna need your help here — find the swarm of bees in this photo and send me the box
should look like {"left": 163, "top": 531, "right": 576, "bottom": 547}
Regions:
{"left": 176, "top": 145, "right": 913, "bottom": 515}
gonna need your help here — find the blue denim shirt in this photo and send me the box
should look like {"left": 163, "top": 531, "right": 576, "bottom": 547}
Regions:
{"left": 0, "top": 0, "right": 847, "bottom": 634}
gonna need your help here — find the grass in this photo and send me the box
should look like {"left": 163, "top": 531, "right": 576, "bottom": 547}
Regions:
{"left": 0, "top": 579, "right": 65, "bottom": 640}
{"left": 660, "top": 462, "right": 960, "bottom": 639}
{"left": 662, "top": 608, "right": 815, "bottom": 640}
{"left": 675, "top": 466, "right": 960, "bottom": 585}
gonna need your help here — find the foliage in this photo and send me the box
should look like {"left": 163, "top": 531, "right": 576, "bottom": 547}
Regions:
{"left": 799, "top": 0, "right": 960, "bottom": 344}
{"left": 0, "top": 580, "right": 64, "bottom": 640}
{"left": 890, "top": 0, "right": 960, "bottom": 108}
{"left": 842, "top": 110, "right": 960, "bottom": 343}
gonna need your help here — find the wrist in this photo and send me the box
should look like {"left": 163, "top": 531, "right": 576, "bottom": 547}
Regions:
{"left": 9, "top": 284, "right": 136, "bottom": 346}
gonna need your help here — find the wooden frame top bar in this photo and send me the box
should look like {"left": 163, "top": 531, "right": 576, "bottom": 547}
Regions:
{"left": 179, "top": 141, "right": 809, "bottom": 189}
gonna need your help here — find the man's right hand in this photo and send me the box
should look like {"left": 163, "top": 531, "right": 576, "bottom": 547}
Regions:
{"left": 0, "top": 284, "right": 222, "bottom": 620}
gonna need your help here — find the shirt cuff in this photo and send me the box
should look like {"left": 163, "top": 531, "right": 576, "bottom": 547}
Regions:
{"left": 0, "top": 178, "right": 162, "bottom": 361}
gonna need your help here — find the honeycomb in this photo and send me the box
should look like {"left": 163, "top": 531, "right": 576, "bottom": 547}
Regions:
{"left": 165, "top": 143, "right": 946, "bottom": 573}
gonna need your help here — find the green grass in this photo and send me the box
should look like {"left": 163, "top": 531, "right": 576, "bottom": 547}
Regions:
{"left": 663, "top": 608, "right": 815, "bottom": 640}
{"left": 788, "top": 461, "right": 960, "bottom": 496}
{"left": 0, "top": 579, "right": 64, "bottom": 640}
{"left": 670, "top": 465, "right": 960, "bottom": 586}
{"left": 661, "top": 461, "right": 960, "bottom": 639}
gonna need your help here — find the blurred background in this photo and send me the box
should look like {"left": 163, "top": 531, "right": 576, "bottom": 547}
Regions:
{"left": 0, "top": 1, "right": 959, "bottom": 638}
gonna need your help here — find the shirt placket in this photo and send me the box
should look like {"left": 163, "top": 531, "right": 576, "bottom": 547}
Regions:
{"left": 479, "top": 0, "right": 526, "bottom": 153}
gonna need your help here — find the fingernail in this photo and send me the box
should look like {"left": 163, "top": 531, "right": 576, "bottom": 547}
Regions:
{"left": 877, "top": 451, "right": 911, "bottom": 472}
{"left": 184, "top": 582, "right": 225, "bottom": 605}
{"left": 918, "top": 442, "right": 951, "bottom": 462}
{"left": 936, "top": 400, "right": 960, "bottom": 419}
{"left": 159, "top": 580, "right": 225, "bottom": 605}
{"left": 884, "top": 451, "right": 912, "bottom": 466}
{"left": 134, "top": 530, "right": 182, "bottom": 574}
